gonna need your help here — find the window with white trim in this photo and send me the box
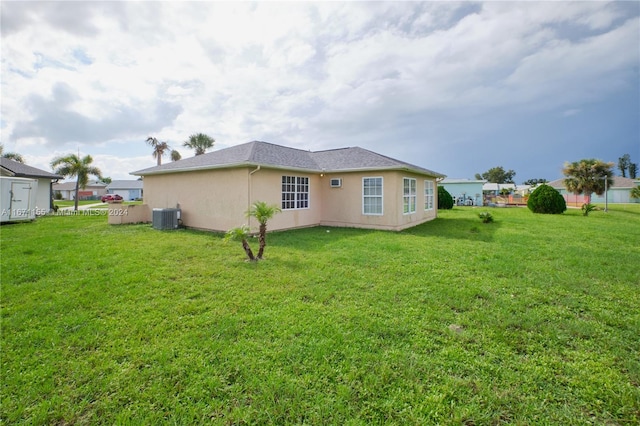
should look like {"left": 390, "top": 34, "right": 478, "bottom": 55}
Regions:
{"left": 424, "top": 180, "right": 434, "bottom": 210}
{"left": 281, "top": 176, "right": 309, "bottom": 210}
{"left": 403, "top": 178, "right": 416, "bottom": 214}
{"left": 363, "top": 177, "right": 383, "bottom": 215}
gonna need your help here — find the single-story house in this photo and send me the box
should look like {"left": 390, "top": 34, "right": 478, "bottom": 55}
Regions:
{"left": 547, "top": 176, "right": 640, "bottom": 204}
{"left": 53, "top": 180, "right": 107, "bottom": 200}
{"left": 439, "top": 178, "right": 486, "bottom": 206}
{"left": 106, "top": 180, "right": 143, "bottom": 200}
{"left": 132, "top": 141, "right": 446, "bottom": 232}
{"left": 0, "top": 157, "right": 63, "bottom": 214}
{"left": 481, "top": 183, "right": 531, "bottom": 196}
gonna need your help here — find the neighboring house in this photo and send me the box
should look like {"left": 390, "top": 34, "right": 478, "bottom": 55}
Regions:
{"left": 0, "top": 157, "right": 63, "bottom": 214}
{"left": 481, "top": 183, "right": 532, "bottom": 195}
{"left": 439, "top": 178, "right": 486, "bottom": 206}
{"left": 53, "top": 181, "right": 107, "bottom": 200}
{"left": 106, "top": 180, "right": 143, "bottom": 200}
{"left": 132, "top": 141, "right": 446, "bottom": 232}
{"left": 548, "top": 176, "right": 640, "bottom": 204}
{"left": 479, "top": 182, "right": 532, "bottom": 206}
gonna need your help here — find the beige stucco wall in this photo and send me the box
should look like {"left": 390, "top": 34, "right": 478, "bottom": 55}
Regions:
{"left": 143, "top": 168, "right": 250, "bottom": 232}
{"left": 108, "top": 204, "right": 151, "bottom": 225}
{"left": 142, "top": 167, "right": 438, "bottom": 232}
{"left": 248, "top": 168, "right": 322, "bottom": 231}
{"left": 319, "top": 171, "right": 438, "bottom": 231}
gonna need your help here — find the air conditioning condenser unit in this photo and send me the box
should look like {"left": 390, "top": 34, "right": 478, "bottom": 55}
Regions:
{"left": 152, "top": 208, "right": 181, "bottom": 230}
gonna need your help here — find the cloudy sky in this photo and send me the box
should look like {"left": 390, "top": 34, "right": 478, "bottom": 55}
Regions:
{"left": 2, "top": 1, "right": 638, "bottom": 182}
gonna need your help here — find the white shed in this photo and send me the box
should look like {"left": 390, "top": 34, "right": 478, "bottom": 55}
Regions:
{"left": 1, "top": 176, "right": 39, "bottom": 222}
{"left": 0, "top": 158, "right": 63, "bottom": 214}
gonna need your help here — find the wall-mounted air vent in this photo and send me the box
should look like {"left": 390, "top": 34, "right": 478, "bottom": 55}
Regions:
{"left": 330, "top": 178, "right": 342, "bottom": 188}
{"left": 152, "top": 208, "right": 181, "bottom": 230}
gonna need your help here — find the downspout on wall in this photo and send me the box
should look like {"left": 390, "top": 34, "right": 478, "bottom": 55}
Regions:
{"left": 248, "top": 165, "right": 261, "bottom": 227}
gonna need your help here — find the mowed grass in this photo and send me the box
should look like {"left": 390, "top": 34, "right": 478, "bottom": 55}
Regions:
{"left": 53, "top": 200, "right": 105, "bottom": 207}
{"left": 1, "top": 205, "right": 639, "bottom": 425}
{"left": 54, "top": 200, "right": 143, "bottom": 208}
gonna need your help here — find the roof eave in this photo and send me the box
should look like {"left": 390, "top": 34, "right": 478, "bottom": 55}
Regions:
{"left": 323, "top": 165, "right": 446, "bottom": 178}
{"left": 16, "top": 173, "right": 63, "bottom": 180}
{"left": 133, "top": 162, "right": 446, "bottom": 178}
{"left": 131, "top": 162, "right": 323, "bottom": 176}
{"left": 1, "top": 167, "right": 16, "bottom": 177}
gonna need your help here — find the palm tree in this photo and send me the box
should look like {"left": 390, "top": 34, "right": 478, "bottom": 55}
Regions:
{"left": 183, "top": 133, "right": 215, "bottom": 156}
{"left": 224, "top": 225, "right": 256, "bottom": 261}
{"left": 631, "top": 185, "right": 640, "bottom": 200}
{"left": 562, "top": 159, "right": 614, "bottom": 204}
{"left": 146, "top": 137, "right": 170, "bottom": 166}
{"left": 170, "top": 150, "right": 182, "bottom": 162}
{"left": 247, "top": 201, "right": 281, "bottom": 259}
{"left": 51, "top": 154, "right": 103, "bottom": 211}
{"left": 0, "top": 143, "right": 25, "bottom": 163}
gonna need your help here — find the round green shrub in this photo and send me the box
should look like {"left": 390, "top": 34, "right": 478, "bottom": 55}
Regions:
{"left": 438, "top": 186, "right": 454, "bottom": 210}
{"left": 527, "top": 184, "right": 566, "bottom": 214}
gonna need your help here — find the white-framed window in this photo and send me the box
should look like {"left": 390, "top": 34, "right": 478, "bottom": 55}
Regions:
{"left": 424, "top": 180, "right": 434, "bottom": 210}
{"left": 282, "top": 176, "right": 309, "bottom": 210}
{"left": 403, "top": 178, "right": 416, "bottom": 214}
{"left": 363, "top": 177, "right": 383, "bottom": 215}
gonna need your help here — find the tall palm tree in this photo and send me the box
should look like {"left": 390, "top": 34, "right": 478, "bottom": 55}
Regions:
{"left": 170, "top": 149, "right": 182, "bottom": 162}
{"left": 0, "top": 143, "right": 25, "bottom": 163}
{"left": 51, "top": 154, "right": 103, "bottom": 211}
{"left": 183, "top": 133, "right": 215, "bottom": 156}
{"left": 562, "top": 159, "right": 614, "bottom": 204}
{"left": 247, "top": 201, "right": 281, "bottom": 260}
{"left": 146, "top": 137, "right": 170, "bottom": 166}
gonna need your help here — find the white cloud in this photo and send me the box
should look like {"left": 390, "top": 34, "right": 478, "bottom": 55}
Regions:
{"left": 1, "top": 1, "right": 637, "bottom": 181}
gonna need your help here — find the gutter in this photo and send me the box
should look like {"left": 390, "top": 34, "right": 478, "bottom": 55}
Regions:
{"left": 248, "top": 165, "right": 261, "bottom": 228}
{"left": 132, "top": 162, "right": 445, "bottom": 178}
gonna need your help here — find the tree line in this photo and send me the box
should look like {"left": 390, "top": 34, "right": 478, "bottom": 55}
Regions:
{"left": 475, "top": 152, "right": 637, "bottom": 185}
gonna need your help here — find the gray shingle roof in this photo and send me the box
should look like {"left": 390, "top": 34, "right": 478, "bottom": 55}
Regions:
{"left": 311, "top": 147, "right": 444, "bottom": 176}
{"left": 106, "top": 180, "right": 143, "bottom": 190}
{"left": 548, "top": 176, "right": 638, "bottom": 189}
{"left": 132, "top": 141, "right": 445, "bottom": 178}
{"left": 0, "top": 157, "right": 63, "bottom": 179}
{"left": 53, "top": 181, "right": 107, "bottom": 190}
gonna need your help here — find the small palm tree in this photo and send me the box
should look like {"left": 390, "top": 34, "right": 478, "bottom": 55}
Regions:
{"left": 146, "top": 136, "right": 170, "bottom": 166}
{"left": 183, "top": 133, "right": 215, "bottom": 156}
{"left": 51, "top": 154, "right": 103, "bottom": 211}
{"left": 631, "top": 185, "right": 640, "bottom": 201}
{"left": 224, "top": 225, "right": 255, "bottom": 261}
{"left": 170, "top": 149, "right": 182, "bottom": 162}
{"left": 247, "top": 201, "right": 281, "bottom": 260}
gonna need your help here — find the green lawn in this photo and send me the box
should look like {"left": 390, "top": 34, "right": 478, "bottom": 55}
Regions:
{"left": 54, "top": 200, "right": 104, "bottom": 207}
{"left": 1, "top": 206, "right": 639, "bottom": 424}
{"left": 54, "top": 200, "right": 142, "bottom": 209}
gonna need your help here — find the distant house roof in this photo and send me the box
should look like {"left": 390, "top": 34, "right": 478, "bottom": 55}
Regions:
{"left": 441, "top": 178, "right": 486, "bottom": 184}
{"left": 106, "top": 180, "right": 143, "bottom": 190}
{"left": 547, "top": 176, "right": 638, "bottom": 190}
{"left": 482, "top": 183, "right": 517, "bottom": 191}
{"left": 53, "top": 181, "right": 107, "bottom": 191}
{"left": 0, "top": 157, "right": 63, "bottom": 179}
{"left": 132, "top": 141, "right": 445, "bottom": 178}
